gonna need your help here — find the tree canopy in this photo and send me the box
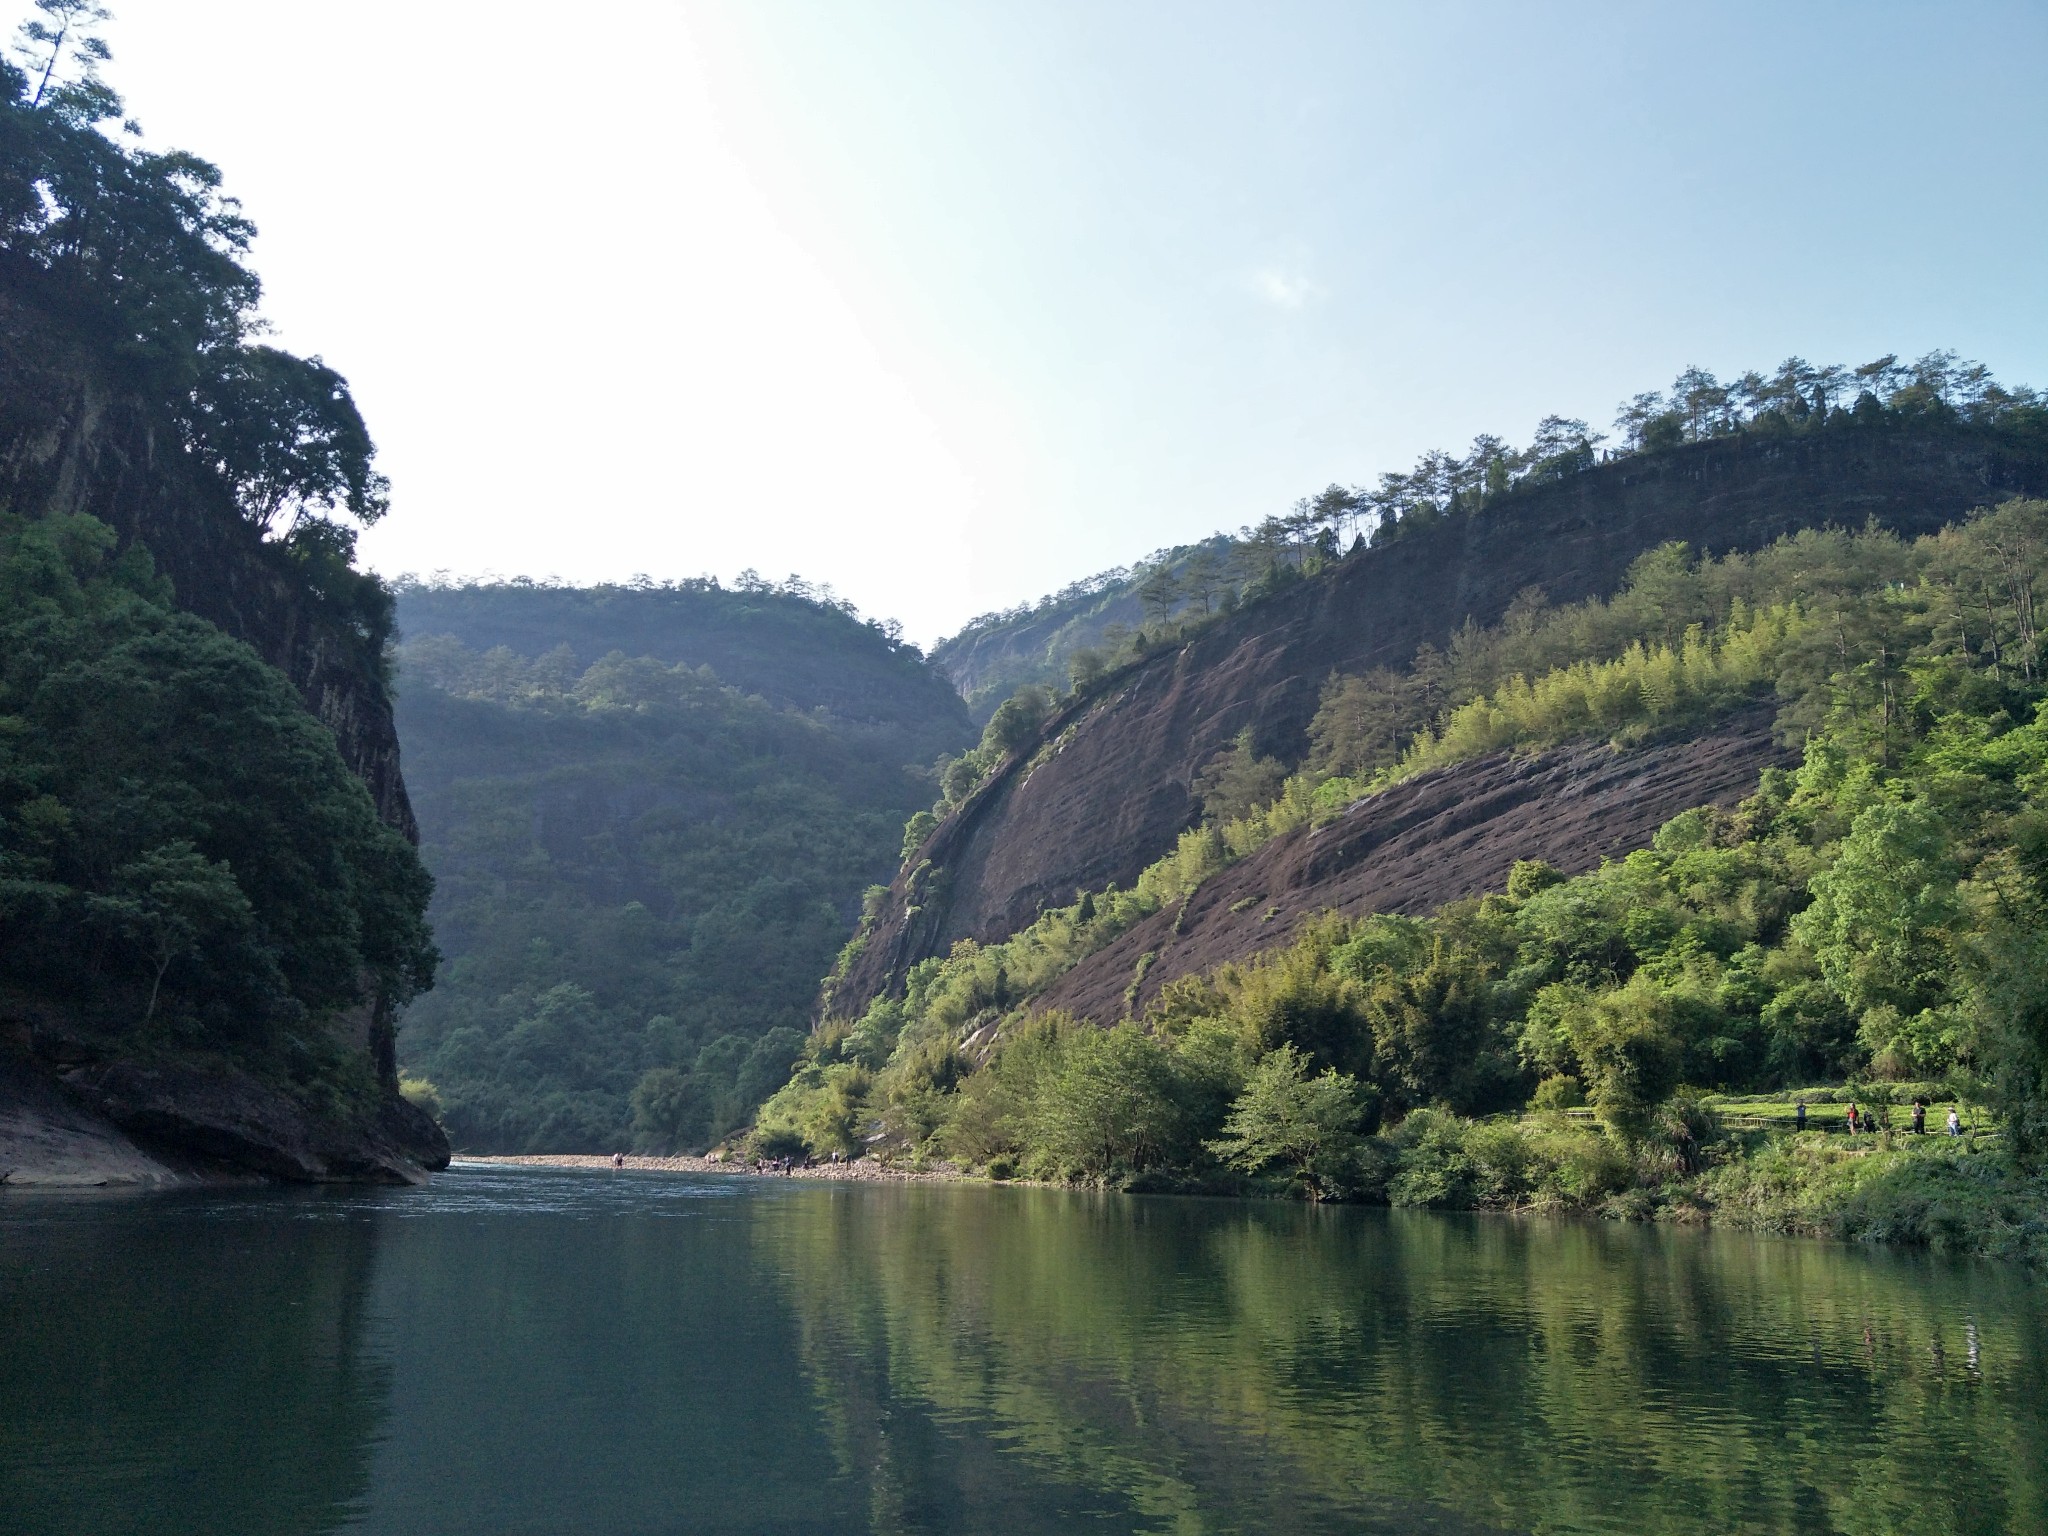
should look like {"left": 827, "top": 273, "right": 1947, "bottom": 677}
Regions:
{"left": 0, "top": 508, "right": 435, "bottom": 1073}
{"left": 0, "top": 4, "right": 386, "bottom": 535}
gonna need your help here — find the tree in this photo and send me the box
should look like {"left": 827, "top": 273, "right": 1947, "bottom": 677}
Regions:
{"left": 1793, "top": 800, "right": 1960, "bottom": 1032}
{"left": 1028, "top": 1024, "right": 1193, "bottom": 1180}
{"left": 1362, "top": 940, "right": 1509, "bottom": 1114}
{"left": 0, "top": 510, "right": 436, "bottom": 1050}
{"left": 1207, "top": 1044, "right": 1371, "bottom": 1199}
{"left": 186, "top": 345, "right": 390, "bottom": 533}
{"left": 11, "top": 0, "right": 114, "bottom": 120}
{"left": 1524, "top": 415, "right": 1605, "bottom": 480}
{"left": 107, "top": 841, "right": 265, "bottom": 1024}
{"left": 1671, "top": 367, "right": 1727, "bottom": 440}
{"left": 1564, "top": 982, "right": 1681, "bottom": 1142}
{"left": 1192, "top": 727, "right": 1286, "bottom": 823}
{"left": 1066, "top": 646, "right": 1110, "bottom": 693}
{"left": 1138, "top": 564, "right": 1182, "bottom": 626}
{"left": 1304, "top": 668, "right": 1430, "bottom": 779}
{"left": 1, "top": 12, "right": 389, "bottom": 540}
{"left": 1612, "top": 392, "right": 1665, "bottom": 452}
{"left": 982, "top": 685, "right": 1052, "bottom": 757}
{"left": 1181, "top": 546, "right": 1230, "bottom": 615}
{"left": 631, "top": 1066, "right": 708, "bottom": 1151}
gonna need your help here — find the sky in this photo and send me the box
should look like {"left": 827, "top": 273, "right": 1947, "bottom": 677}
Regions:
{"left": 46, "top": 1, "right": 2048, "bottom": 645}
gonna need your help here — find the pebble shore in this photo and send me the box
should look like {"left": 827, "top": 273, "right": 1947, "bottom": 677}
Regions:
{"left": 460, "top": 1153, "right": 967, "bottom": 1184}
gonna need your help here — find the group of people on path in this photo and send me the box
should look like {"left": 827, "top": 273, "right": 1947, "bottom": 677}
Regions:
{"left": 1792, "top": 1099, "right": 1962, "bottom": 1136}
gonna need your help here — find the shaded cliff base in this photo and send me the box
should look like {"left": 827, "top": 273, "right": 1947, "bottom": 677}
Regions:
{"left": 0, "top": 1018, "right": 450, "bottom": 1189}
{"left": 0, "top": 1055, "right": 196, "bottom": 1188}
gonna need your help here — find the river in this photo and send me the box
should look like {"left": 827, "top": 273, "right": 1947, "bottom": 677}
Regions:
{"left": 2, "top": 1164, "right": 2041, "bottom": 1534}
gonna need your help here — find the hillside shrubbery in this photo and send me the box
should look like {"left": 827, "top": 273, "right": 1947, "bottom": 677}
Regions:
{"left": 759, "top": 502, "right": 2048, "bottom": 1252}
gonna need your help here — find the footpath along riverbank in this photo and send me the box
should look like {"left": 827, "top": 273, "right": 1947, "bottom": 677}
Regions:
{"left": 461, "top": 1153, "right": 967, "bottom": 1185}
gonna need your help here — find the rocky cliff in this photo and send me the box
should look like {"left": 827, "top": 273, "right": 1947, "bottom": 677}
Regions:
{"left": 835, "top": 422, "right": 2048, "bottom": 1019}
{"left": 0, "top": 287, "right": 415, "bottom": 838}
{"left": 1033, "top": 707, "right": 1789, "bottom": 1023}
{"left": 0, "top": 287, "right": 445, "bottom": 1183}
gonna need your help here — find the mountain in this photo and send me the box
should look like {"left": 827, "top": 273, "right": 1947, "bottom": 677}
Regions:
{"left": 930, "top": 537, "right": 1233, "bottom": 720}
{"left": 837, "top": 417, "right": 2048, "bottom": 1021}
{"left": 388, "top": 582, "right": 975, "bottom": 1153}
{"left": 745, "top": 372, "right": 2048, "bottom": 1251}
{"left": 1028, "top": 707, "right": 1791, "bottom": 1022}
{"left": 396, "top": 577, "right": 962, "bottom": 739}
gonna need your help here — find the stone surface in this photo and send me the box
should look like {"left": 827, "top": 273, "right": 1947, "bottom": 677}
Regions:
{"left": 1033, "top": 707, "right": 1791, "bottom": 1023}
{"left": 0, "top": 1055, "right": 192, "bottom": 1188}
{"left": 57, "top": 1058, "right": 448, "bottom": 1185}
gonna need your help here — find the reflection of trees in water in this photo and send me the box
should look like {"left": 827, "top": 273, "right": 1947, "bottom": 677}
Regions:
{"left": 0, "top": 1196, "right": 388, "bottom": 1536}
{"left": 760, "top": 1188, "right": 2048, "bottom": 1536}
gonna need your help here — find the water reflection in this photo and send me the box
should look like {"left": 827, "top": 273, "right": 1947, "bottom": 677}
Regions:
{"left": 0, "top": 1190, "right": 389, "bottom": 1536}
{"left": 757, "top": 1189, "right": 2048, "bottom": 1536}
{"left": 2, "top": 1172, "right": 2042, "bottom": 1536}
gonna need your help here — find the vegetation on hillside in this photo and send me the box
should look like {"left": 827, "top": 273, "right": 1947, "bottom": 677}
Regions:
{"left": 760, "top": 501, "right": 2048, "bottom": 1256}
{"left": 0, "top": 4, "right": 434, "bottom": 1111}
{"left": 854, "top": 505, "right": 2048, "bottom": 1068}
{"left": 0, "top": 509, "right": 434, "bottom": 1100}
{"left": 389, "top": 587, "right": 974, "bottom": 1153}
{"left": 392, "top": 571, "right": 955, "bottom": 737}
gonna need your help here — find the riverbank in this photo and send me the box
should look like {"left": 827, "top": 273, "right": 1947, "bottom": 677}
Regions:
{"left": 462, "top": 1133, "right": 2048, "bottom": 1266}
{"left": 462, "top": 1153, "right": 969, "bottom": 1184}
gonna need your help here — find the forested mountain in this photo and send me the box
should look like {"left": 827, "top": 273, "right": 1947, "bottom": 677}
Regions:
{"left": 0, "top": 22, "right": 442, "bottom": 1180}
{"left": 720, "top": 364, "right": 2048, "bottom": 1254}
{"left": 396, "top": 574, "right": 961, "bottom": 735}
{"left": 843, "top": 392, "right": 2048, "bottom": 1019}
{"left": 930, "top": 537, "right": 1231, "bottom": 721}
{"left": 389, "top": 582, "right": 974, "bottom": 1152}
{"left": 761, "top": 495, "right": 2048, "bottom": 1254}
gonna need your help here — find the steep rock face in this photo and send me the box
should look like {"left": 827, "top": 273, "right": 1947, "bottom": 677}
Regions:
{"left": 0, "top": 288, "right": 416, "bottom": 838}
{"left": 834, "top": 425, "right": 2048, "bottom": 1018}
{"left": 0, "top": 291, "right": 447, "bottom": 1179}
{"left": 1034, "top": 708, "right": 1790, "bottom": 1023}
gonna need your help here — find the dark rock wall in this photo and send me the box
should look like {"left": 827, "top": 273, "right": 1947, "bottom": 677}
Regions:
{"left": 834, "top": 424, "right": 2048, "bottom": 1019}
{"left": 0, "top": 286, "right": 444, "bottom": 1172}
{"left": 0, "top": 288, "right": 417, "bottom": 840}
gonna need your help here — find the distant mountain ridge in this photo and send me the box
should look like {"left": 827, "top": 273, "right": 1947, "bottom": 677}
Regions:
{"left": 388, "top": 582, "right": 976, "bottom": 1152}
{"left": 396, "top": 577, "right": 964, "bottom": 748}
{"left": 930, "top": 537, "right": 1232, "bottom": 720}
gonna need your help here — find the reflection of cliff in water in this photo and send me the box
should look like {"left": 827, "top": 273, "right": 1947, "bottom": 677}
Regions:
{"left": 759, "top": 1186, "right": 2048, "bottom": 1536}
{"left": 0, "top": 1193, "right": 389, "bottom": 1536}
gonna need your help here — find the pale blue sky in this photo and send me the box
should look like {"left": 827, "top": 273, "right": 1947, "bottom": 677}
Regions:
{"left": 68, "top": 2, "right": 2048, "bottom": 642}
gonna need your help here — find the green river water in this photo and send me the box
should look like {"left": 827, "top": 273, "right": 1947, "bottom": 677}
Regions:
{"left": 1, "top": 1164, "right": 2043, "bottom": 1535}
